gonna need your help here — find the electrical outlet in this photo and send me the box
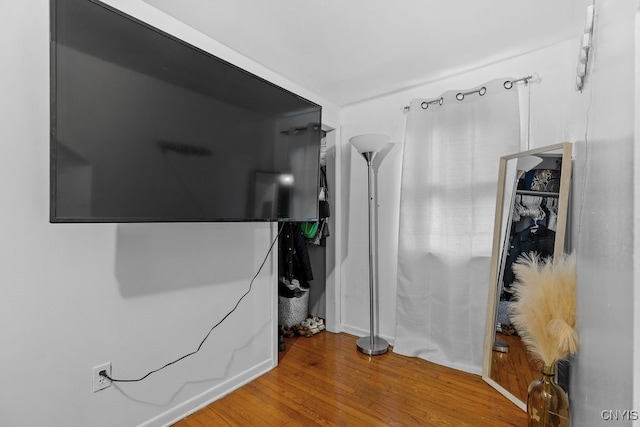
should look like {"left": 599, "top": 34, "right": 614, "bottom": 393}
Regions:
{"left": 92, "top": 362, "right": 112, "bottom": 393}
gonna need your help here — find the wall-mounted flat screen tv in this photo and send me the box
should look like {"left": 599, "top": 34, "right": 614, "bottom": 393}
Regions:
{"left": 50, "top": 0, "right": 322, "bottom": 222}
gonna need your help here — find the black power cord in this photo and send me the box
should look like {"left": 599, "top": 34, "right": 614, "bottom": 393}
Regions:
{"left": 101, "top": 223, "right": 284, "bottom": 383}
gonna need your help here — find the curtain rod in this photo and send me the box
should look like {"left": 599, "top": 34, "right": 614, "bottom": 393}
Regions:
{"left": 401, "top": 74, "right": 534, "bottom": 114}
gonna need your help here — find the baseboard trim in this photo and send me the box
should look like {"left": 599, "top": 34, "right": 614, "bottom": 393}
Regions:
{"left": 138, "top": 358, "right": 274, "bottom": 427}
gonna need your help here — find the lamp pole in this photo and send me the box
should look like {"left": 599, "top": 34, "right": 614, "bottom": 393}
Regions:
{"left": 349, "top": 134, "right": 390, "bottom": 356}
{"left": 355, "top": 150, "right": 389, "bottom": 356}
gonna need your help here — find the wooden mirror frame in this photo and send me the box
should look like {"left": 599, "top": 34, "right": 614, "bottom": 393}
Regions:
{"left": 482, "top": 142, "right": 573, "bottom": 409}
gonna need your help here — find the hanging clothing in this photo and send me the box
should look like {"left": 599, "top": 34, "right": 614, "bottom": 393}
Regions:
{"left": 304, "top": 164, "right": 331, "bottom": 246}
{"left": 395, "top": 78, "right": 521, "bottom": 374}
{"left": 502, "top": 225, "right": 556, "bottom": 293}
{"left": 279, "top": 222, "right": 313, "bottom": 285}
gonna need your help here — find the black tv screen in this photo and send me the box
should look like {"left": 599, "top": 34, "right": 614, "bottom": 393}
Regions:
{"left": 50, "top": 0, "right": 322, "bottom": 222}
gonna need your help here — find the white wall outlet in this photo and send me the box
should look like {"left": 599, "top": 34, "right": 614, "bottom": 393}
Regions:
{"left": 92, "top": 362, "right": 112, "bottom": 393}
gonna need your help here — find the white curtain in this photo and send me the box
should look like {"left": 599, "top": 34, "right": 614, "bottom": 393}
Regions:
{"left": 394, "top": 78, "right": 521, "bottom": 374}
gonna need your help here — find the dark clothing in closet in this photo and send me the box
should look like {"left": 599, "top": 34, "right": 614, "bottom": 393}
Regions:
{"left": 503, "top": 225, "right": 555, "bottom": 295}
{"left": 279, "top": 223, "right": 314, "bottom": 284}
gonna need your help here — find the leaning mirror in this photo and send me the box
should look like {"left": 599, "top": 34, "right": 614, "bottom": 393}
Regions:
{"left": 482, "top": 142, "right": 573, "bottom": 409}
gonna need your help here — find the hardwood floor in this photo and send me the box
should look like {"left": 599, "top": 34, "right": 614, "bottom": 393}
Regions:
{"left": 173, "top": 332, "right": 527, "bottom": 426}
{"left": 490, "top": 332, "right": 541, "bottom": 403}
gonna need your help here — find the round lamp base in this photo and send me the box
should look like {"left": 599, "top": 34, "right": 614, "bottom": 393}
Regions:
{"left": 356, "top": 336, "right": 389, "bottom": 356}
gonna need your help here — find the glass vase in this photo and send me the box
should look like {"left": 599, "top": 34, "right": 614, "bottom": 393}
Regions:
{"left": 526, "top": 364, "right": 570, "bottom": 427}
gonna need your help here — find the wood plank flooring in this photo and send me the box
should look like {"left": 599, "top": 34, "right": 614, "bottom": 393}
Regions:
{"left": 173, "top": 332, "right": 527, "bottom": 426}
{"left": 490, "top": 332, "right": 541, "bottom": 403}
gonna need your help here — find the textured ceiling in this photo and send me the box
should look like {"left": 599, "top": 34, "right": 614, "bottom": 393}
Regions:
{"left": 142, "top": 0, "right": 585, "bottom": 106}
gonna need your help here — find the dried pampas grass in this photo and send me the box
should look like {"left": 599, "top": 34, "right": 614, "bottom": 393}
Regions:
{"left": 510, "top": 252, "right": 578, "bottom": 367}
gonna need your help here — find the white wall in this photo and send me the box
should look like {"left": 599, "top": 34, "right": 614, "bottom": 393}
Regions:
{"left": 569, "top": 1, "right": 636, "bottom": 424}
{"left": 0, "top": 1, "right": 339, "bottom": 426}
{"left": 339, "top": 39, "right": 578, "bottom": 340}
{"left": 635, "top": 6, "right": 640, "bottom": 424}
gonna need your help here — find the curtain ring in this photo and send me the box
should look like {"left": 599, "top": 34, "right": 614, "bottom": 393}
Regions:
{"left": 421, "top": 98, "right": 444, "bottom": 109}
{"left": 504, "top": 80, "right": 513, "bottom": 90}
{"left": 456, "top": 87, "right": 486, "bottom": 101}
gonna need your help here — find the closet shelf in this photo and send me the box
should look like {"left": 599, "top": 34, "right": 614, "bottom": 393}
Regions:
{"left": 516, "top": 190, "right": 559, "bottom": 197}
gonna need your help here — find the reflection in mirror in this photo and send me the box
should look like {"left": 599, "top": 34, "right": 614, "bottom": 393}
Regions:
{"left": 482, "top": 143, "right": 573, "bottom": 410}
{"left": 491, "top": 155, "right": 543, "bottom": 354}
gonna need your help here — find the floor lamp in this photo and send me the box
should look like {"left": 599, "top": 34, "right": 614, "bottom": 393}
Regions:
{"left": 350, "top": 134, "right": 390, "bottom": 356}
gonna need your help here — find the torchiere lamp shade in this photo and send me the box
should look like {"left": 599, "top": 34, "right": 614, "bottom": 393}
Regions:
{"left": 350, "top": 134, "right": 390, "bottom": 154}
